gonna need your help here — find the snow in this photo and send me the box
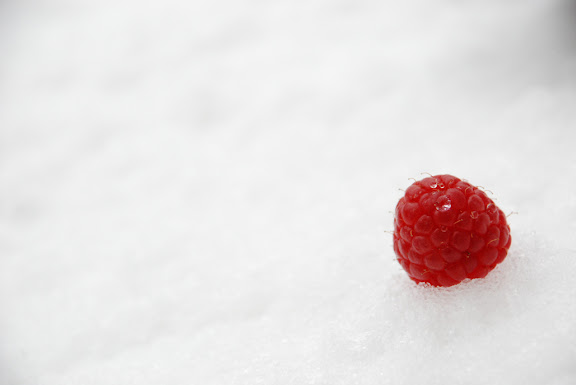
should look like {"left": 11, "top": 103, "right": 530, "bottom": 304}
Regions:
{"left": 1, "top": 0, "right": 576, "bottom": 384}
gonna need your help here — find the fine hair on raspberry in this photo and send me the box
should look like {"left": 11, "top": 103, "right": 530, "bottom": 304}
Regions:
{"left": 393, "top": 174, "right": 512, "bottom": 287}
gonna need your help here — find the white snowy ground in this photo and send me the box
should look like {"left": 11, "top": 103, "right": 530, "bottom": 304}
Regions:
{"left": 1, "top": 0, "right": 576, "bottom": 384}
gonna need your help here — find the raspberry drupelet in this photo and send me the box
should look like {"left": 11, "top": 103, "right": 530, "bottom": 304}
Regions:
{"left": 393, "top": 174, "right": 511, "bottom": 287}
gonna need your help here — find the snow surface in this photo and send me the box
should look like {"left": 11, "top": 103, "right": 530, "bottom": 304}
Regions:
{"left": 1, "top": 0, "right": 576, "bottom": 384}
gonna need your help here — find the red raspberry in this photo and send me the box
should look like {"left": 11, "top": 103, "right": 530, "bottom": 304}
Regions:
{"left": 393, "top": 174, "right": 511, "bottom": 287}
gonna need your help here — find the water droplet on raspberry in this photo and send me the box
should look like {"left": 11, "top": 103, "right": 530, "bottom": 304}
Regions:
{"left": 470, "top": 211, "right": 479, "bottom": 219}
{"left": 440, "top": 226, "right": 448, "bottom": 232}
{"left": 435, "top": 196, "right": 452, "bottom": 212}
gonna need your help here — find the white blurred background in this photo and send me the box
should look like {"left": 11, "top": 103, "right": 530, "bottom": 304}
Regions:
{"left": 0, "top": 0, "right": 575, "bottom": 384}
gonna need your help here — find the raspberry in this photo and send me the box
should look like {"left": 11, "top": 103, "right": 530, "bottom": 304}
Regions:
{"left": 393, "top": 174, "right": 511, "bottom": 287}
